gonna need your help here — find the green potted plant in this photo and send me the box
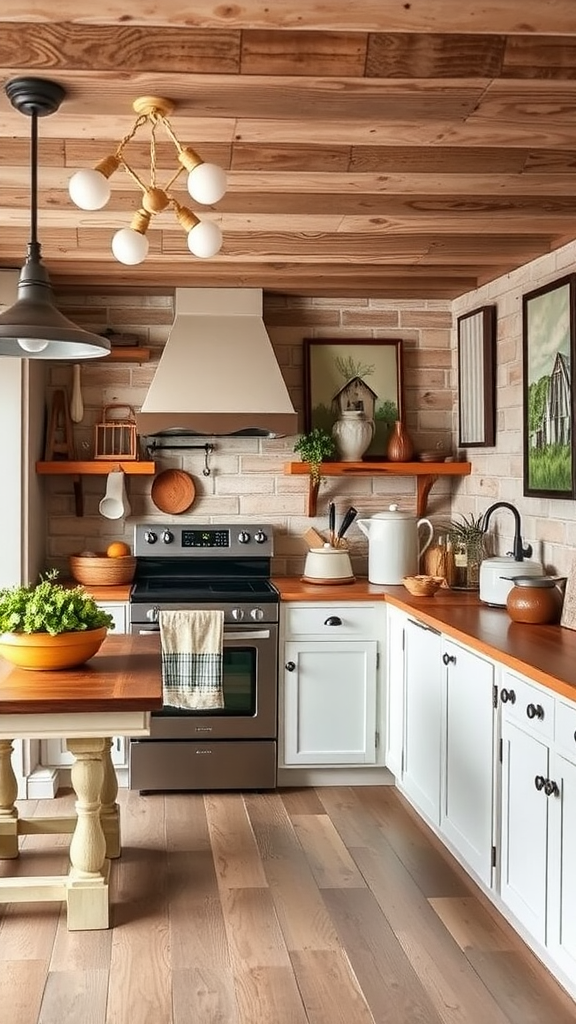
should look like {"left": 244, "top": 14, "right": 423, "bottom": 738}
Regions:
{"left": 440, "top": 512, "right": 486, "bottom": 590}
{"left": 293, "top": 427, "right": 337, "bottom": 486}
{"left": 0, "top": 569, "right": 114, "bottom": 670}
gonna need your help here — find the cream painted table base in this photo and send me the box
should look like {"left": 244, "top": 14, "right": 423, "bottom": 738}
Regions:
{"left": 0, "top": 736, "right": 121, "bottom": 930}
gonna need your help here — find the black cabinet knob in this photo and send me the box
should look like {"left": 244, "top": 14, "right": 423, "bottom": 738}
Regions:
{"left": 526, "top": 703, "right": 544, "bottom": 720}
{"left": 442, "top": 652, "right": 456, "bottom": 665}
{"left": 534, "top": 775, "right": 546, "bottom": 791}
{"left": 544, "top": 779, "right": 559, "bottom": 797}
{"left": 501, "top": 688, "right": 516, "bottom": 704}
{"left": 285, "top": 661, "right": 296, "bottom": 672}
{"left": 324, "top": 616, "right": 342, "bottom": 626}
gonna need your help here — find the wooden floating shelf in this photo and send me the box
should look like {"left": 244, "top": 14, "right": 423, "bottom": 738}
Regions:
{"left": 284, "top": 461, "right": 472, "bottom": 516}
{"left": 104, "top": 347, "right": 150, "bottom": 362}
{"left": 36, "top": 461, "right": 155, "bottom": 475}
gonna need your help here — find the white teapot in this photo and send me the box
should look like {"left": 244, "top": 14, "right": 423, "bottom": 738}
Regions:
{"left": 357, "top": 504, "right": 434, "bottom": 584}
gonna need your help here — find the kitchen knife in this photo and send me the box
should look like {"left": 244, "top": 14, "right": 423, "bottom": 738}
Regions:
{"left": 336, "top": 506, "right": 358, "bottom": 546}
{"left": 328, "top": 501, "right": 336, "bottom": 546}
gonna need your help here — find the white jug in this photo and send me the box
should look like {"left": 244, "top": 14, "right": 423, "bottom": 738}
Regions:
{"left": 357, "top": 504, "right": 434, "bottom": 584}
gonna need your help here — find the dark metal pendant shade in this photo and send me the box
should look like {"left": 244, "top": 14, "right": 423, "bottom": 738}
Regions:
{"left": 0, "top": 77, "right": 110, "bottom": 360}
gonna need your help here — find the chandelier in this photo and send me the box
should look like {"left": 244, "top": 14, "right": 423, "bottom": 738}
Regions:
{"left": 68, "top": 96, "right": 227, "bottom": 266}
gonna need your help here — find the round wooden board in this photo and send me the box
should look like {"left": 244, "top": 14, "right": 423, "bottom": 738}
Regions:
{"left": 151, "top": 469, "right": 196, "bottom": 514}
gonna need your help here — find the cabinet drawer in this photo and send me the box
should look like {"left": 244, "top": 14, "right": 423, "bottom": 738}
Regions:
{"left": 555, "top": 700, "right": 576, "bottom": 760}
{"left": 284, "top": 604, "right": 377, "bottom": 638}
{"left": 501, "top": 670, "right": 555, "bottom": 739}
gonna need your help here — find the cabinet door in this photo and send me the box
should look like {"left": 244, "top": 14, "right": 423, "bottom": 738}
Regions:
{"left": 500, "top": 718, "right": 549, "bottom": 943}
{"left": 548, "top": 751, "right": 576, "bottom": 977}
{"left": 283, "top": 640, "right": 377, "bottom": 765}
{"left": 441, "top": 639, "right": 495, "bottom": 886}
{"left": 98, "top": 602, "right": 128, "bottom": 634}
{"left": 402, "top": 618, "right": 442, "bottom": 824}
{"left": 385, "top": 604, "right": 406, "bottom": 778}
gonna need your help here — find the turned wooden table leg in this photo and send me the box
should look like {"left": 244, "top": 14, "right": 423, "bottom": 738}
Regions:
{"left": 100, "top": 738, "right": 121, "bottom": 859}
{"left": 0, "top": 739, "right": 19, "bottom": 859}
{"left": 65, "top": 737, "right": 109, "bottom": 930}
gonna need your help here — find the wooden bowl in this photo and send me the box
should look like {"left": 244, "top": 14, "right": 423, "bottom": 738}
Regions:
{"left": 402, "top": 574, "right": 444, "bottom": 597}
{"left": 69, "top": 554, "right": 136, "bottom": 587}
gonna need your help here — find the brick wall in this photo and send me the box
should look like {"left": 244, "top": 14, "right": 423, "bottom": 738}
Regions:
{"left": 45, "top": 291, "right": 455, "bottom": 578}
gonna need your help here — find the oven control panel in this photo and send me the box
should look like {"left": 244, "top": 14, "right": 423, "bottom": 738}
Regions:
{"left": 134, "top": 522, "right": 274, "bottom": 557}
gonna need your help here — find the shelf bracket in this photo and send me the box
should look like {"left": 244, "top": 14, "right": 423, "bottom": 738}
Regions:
{"left": 72, "top": 476, "right": 84, "bottom": 517}
{"left": 416, "top": 474, "right": 438, "bottom": 518}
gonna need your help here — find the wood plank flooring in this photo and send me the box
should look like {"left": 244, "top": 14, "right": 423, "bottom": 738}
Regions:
{"left": 1, "top": 785, "right": 575, "bottom": 1024}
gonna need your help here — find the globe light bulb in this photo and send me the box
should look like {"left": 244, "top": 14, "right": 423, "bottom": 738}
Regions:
{"left": 111, "top": 227, "right": 149, "bottom": 265}
{"left": 187, "top": 221, "right": 223, "bottom": 258}
{"left": 187, "top": 163, "right": 227, "bottom": 205}
{"left": 69, "top": 168, "right": 111, "bottom": 211}
{"left": 18, "top": 338, "right": 49, "bottom": 354}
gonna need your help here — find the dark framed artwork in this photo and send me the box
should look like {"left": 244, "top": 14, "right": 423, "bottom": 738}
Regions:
{"left": 303, "top": 338, "right": 404, "bottom": 459}
{"left": 457, "top": 305, "right": 496, "bottom": 447}
{"left": 522, "top": 274, "right": 576, "bottom": 499}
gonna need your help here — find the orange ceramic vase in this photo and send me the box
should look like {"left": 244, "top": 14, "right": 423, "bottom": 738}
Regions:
{"left": 386, "top": 420, "right": 414, "bottom": 462}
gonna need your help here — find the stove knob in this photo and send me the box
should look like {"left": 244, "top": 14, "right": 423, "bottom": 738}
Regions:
{"left": 254, "top": 530, "right": 267, "bottom": 544}
{"left": 146, "top": 606, "right": 159, "bottom": 622}
{"left": 231, "top": 608, "right": 245, "bottom": 621}
{"left": 251, "top": 607, "right": 264, "bottom": 621}
{"left": 162, "top": 530, "right": 174, "bottom": 544}
{"left": 144, "top": 530, "right": 157, "bottom": 544}
{"left": 238, "top": 531, "right": 251, "bottom": 544}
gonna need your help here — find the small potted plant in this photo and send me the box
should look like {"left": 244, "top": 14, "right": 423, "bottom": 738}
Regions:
{"left": 0, "top": 569, "right": 115, "bottom": 670}
{"left": 293, "top": 428, "right": 337, "bottom": 514}
{"left": 440, "top": 512, "right": 486, "bottom": 590}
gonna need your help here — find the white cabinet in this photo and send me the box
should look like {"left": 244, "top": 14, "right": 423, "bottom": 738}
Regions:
{"left": 501, "top": 671, "right": 576, "bottom": 976}
{"left": 385, "top": 604, "right": 406, "bottom": 778}
{"left": 98, "top": 601, "right": 128, "bottom": 634}
{"left": 281, "top": 603, "right": 380, "bottom": 767}
{"left": 402, "top": 616, "right": 442, "bottom": 824}
{"left": 441, "top": 638, "right": 495, "bottom": 887}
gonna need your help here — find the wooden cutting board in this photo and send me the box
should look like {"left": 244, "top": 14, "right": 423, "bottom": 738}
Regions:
{"left": 151, "top": 469, "right": 196, "bottom": 514}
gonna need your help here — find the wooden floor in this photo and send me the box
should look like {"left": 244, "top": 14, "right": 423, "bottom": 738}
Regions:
{"left": 1, "top": 785, "right": 575, "bottom": 1024}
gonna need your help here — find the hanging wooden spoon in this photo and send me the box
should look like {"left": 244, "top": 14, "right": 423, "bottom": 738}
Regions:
{"left": 70, "top": 364, "right": 84, "bottom": 423}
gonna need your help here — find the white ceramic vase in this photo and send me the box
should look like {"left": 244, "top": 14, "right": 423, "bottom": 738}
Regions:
{"left": 332, "top": 410, "right": 375, "bottom": 462}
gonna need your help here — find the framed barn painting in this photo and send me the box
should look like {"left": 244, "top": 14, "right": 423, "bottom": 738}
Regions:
{"left": 303, "top": 338, "right": 404, "bottom": 460}
{"left": 522, "top": 274, "right": 576, "bottom": 499}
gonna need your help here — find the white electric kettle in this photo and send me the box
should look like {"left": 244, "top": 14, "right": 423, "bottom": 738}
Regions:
{"left": 357, "top": 504, "right": 434, "bottom": 584}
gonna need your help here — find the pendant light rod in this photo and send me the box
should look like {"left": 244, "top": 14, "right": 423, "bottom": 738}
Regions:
{"left": 0, "top": 77, "right": 111, "bottom": 359}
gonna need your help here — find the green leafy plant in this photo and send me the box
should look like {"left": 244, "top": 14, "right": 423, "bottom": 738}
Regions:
{"left": 0, "top": 570, "right": 115, "bottom": 637}
{"left": 293, "top": 428, "right": 337, "bottom": 485}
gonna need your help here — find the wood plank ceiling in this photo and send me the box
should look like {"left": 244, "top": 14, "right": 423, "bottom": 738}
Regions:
{"left": 2, "top": 2, "right": 576, "bottom": 299}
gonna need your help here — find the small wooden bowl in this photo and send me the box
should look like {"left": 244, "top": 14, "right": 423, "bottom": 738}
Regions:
{"left": 402, "top": 574, "right": 444, "bottom": 597}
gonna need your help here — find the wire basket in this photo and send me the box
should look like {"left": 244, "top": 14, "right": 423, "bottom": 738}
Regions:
{"left": 94, "top": 404, "right": 137, "bottom": 460}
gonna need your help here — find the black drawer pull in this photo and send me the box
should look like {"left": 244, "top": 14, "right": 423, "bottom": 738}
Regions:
{"left": 442, "top": 652, "right": 456, "bottom": 665}
{"left": 534, "top": 775, "right": 546, "bottom": 791}
{"left": 527, "top": 703, "right": 544, "bottom": 720}
{"left": 285, "top": 661, "right": 296, "bottom": 672}
{"left": 324, "top": 616, "right": 342, "bottom": 626}
{"left": 545, "top": 779, "right": 559, "bottom": 797}
{"left": 501, "top": 688, "right": 516, "bottom": 704}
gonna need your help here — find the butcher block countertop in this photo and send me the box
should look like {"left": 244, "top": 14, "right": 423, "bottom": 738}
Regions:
{"left": 0, "top": 634, "right": 163, "bottom": 714}
{"left": 272, "top": 576, "right": 576, "bottom": 703}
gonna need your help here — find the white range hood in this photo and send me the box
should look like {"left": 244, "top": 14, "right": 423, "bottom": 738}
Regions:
{"left": 136, "top": 288, "right": 297, "bottom": 437}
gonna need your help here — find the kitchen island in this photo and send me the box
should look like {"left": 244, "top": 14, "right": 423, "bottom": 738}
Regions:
{"left": 0, "top": 633, "right": 162, "bottom": 930}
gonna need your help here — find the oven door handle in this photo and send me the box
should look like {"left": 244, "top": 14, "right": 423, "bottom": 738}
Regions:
{"left": 134, "top": 628, "right": 272, "bottom": 640}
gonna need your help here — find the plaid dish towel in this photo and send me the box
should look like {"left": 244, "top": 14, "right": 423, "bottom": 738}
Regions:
{"left": 159, "top": 609, "right": 225, "bottom": 710}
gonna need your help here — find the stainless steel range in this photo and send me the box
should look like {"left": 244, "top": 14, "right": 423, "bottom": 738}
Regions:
{"left": 128, "top": 522, "right": 278, "bottom": 792}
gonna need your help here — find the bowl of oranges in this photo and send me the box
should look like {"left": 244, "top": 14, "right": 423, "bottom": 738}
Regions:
{"left": 69, "top": 541, "right": 136, "bottom": 587}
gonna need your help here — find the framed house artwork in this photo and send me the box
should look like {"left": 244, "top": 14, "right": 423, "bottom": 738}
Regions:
{"left": 303, "top": 338, "right": 404, "bottom": 459}
{"left": 522, "top": 274, "right": 576, "bottom": 499}
{"left": 457, "top": 305, "right": 496, "bottom": 447}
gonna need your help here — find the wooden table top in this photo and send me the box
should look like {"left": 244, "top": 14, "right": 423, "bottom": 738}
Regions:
{"left": 0, "top": 634, "right": 163, "bottom": 714}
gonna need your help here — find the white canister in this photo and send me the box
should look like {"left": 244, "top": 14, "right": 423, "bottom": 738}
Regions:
{"left": 356, "top": 504, "right": 434, "bottom": 584}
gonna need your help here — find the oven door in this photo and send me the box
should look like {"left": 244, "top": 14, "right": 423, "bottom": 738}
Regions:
{"left": 131, "top": 621, "right": 278, "bottom": 740}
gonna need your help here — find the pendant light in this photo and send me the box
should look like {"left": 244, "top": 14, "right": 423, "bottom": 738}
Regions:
{"left": 0, "top": 78, "right": 111, "bottom": 360}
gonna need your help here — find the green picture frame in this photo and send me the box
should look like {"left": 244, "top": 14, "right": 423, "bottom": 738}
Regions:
{"left": 522, "top": 274, "right": 576, "bottom": 498}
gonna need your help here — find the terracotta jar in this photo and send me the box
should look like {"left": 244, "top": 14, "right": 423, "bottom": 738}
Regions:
{"left": 505, "top": 575, "right": 566, "bottom": 625}
{"left": 386, "top": 420, "right": 414, "bottom": 462}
